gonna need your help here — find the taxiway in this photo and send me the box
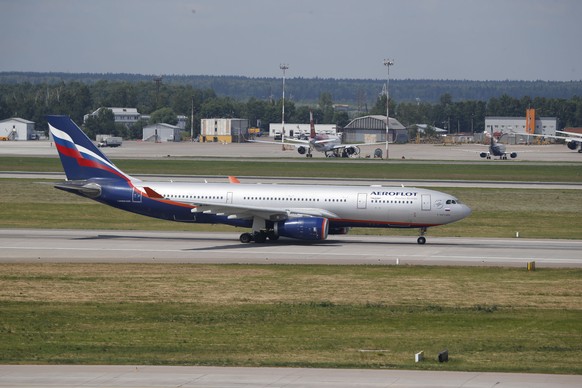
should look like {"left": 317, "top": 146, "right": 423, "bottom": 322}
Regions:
{"left": 1, "top": 228, "right": 581, "bottom": 267}
{"left": 1, "top": 365, "right": 581, "bottom": 388}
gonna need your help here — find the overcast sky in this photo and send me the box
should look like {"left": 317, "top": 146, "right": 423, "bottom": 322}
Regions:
{"left": 1, "top": 0, "right": 581, "bottom": 81}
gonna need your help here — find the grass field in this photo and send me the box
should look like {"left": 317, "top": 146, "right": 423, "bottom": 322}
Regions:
{"left": 1, "top": 156, "right": 582, "bottom": 182}
{"left": 1, "top": 264, "right": 581, "bottom": 373}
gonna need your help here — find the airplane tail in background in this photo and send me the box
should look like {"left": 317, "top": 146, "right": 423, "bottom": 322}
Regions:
{"left": 46, "top": 115, "right": 134, "bottom": 182}
{"left": 310, "top": 110, "right": 316, "bottom": 138}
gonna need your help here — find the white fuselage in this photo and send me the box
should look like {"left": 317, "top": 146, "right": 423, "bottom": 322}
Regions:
{"left": 136, "top": 181, "right": 471, "bottom": 228}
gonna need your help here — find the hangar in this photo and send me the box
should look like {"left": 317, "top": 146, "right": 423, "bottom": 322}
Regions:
{"left": 0, "top": 117, "right": 35, "bottom": 141}
{"left": 143, "top": 123, "right": 182, "bottom": 142}
{"left": 342, "top": 115, "right": 407, "bottom": 143}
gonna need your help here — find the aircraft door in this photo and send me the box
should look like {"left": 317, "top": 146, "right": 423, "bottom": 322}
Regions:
{"left": 357, "top": 193, "right": 367, "bottom": 209}
{"left": 227, "top": 192, "right": 233, "bottom": 204}
{"left": 421, "top": 194, "right": 431, "bottom": 211}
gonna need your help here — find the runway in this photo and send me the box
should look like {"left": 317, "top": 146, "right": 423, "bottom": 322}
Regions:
{"left": 1, "top": 228, "right": 581, "bottom": 267}
{"left": 2, "top": 138, "right": 582, "bottom": 162}
{"left": 1, "top": 365, "right": 581, "bottom": 388}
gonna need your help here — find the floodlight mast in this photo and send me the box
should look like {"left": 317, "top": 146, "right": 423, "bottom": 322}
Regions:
{"left": 383, "top": 59, "right": 394, "bottom": 160}
{"left": 280, "top": 64, "right": 289, "bottom": 149}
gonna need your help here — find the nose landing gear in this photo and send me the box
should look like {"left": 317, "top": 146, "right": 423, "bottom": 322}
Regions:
{"left": 417, "top": 227, "right": 427, "bottom": 245}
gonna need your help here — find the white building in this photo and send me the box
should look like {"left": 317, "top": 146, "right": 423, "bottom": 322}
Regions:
{"left": 485, "top": 116, "right": 557, "bottom": 136}
{"left": 143, "top": 123, "right": 182, "bottom": 142}
{"left": 84, "top": 107, "right": 142, "bottom": 127}
{"left": 0, "top": 117, "right": 35, "bottom": 141}
{"left": 200, "top": 118, "right": 249, "bottom": 143}
{"left": 268, "top": 123, "right": 337, "bottom": 138}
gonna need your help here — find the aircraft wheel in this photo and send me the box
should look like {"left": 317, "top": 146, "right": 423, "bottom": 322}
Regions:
{"left": 240, "top": 233, "right": 253, "bottom": 243}
{"left": 267, "top": 233, "right": 279, "bottom": 241}
{"left": 417, "top": 236, "right": 426, "bottom": 245}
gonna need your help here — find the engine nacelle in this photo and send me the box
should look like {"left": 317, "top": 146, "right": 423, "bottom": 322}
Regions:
{"left": 510, "top": 152, "right": 517, "bottom": 158}
{"left": 274, "top": 217, "right": 329, "bottom": 241}
{"left": 567, "top": 141, "right": 579, "bottom": 151}
{"left": 342, "top": 146, "right": 359, "bottom": 158}
{"left": 297, "top": 146, "right": 308, "bottom": 155}
{"left": 479, "top": 152, "right": 487, "bottom": 158}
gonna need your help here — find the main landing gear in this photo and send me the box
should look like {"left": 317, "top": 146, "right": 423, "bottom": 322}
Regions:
{"left": 239, "top": 231, "right": 279, "bottom": 244}
{"left": 417, "top": 227, "right": 427, "bottom": 245}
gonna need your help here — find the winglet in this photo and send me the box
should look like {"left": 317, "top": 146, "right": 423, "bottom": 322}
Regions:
{"left": 143, "top": 186, "right": 164, "bottom": 198}
{"left": 228, "top": 176, "right": 241, "bottom": 184}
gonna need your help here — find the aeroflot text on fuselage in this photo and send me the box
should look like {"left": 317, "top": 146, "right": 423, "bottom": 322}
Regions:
{"left": 370, "top": 191, "right": 418, "bottom": 196}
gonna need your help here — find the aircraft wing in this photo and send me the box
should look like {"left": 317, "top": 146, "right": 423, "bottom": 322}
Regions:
{"left": 530, "top": 132, "right": 582, "bottom": 142}
{"left": 557, "top": 130, "right": 582, "bottom": 138}
{"left": 142, "top": 186, "right": 338, "bottom": 221}
{"left": 330, "top": 141, "right": 385, "bottom": 150}
{"left": 283, "top": 138, "right": 311, "bottom": 145}
{"left": 248, "top": 139, "right": 310, "bottom": 146}
{"left": 190, "top": 201, "right": 339, "bottom": 221}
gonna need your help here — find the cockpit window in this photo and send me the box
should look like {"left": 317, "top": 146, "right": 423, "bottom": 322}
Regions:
{"left": 446, "top": 199, "right": 463, "bottom": 205}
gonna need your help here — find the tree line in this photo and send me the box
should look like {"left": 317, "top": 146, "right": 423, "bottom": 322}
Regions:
{"left": 3, "top": 72, "right": 582, "bottom": 104}
{"left": 1, "top": 78, "right": 581, "bottom": 139}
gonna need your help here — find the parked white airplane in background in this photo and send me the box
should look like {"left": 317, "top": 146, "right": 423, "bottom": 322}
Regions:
{"left": 480, "top": 130, "right": 518, "bottom": 160}
{"left": 46, "top": 115, "right": 471, "bottom": 245}
{"left": 252, "top": 111, "right": 383, "bottom": 158}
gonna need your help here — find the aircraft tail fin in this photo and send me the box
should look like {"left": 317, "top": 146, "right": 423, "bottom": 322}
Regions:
{"left": 47, "top": 115, "right": 135, "bottom": 182}
{"left": 310, "top": 110, "right": 316, "bottom": 138}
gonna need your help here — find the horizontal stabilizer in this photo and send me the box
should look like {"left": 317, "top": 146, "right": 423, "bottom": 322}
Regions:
{"left": 54, "top": 180, "right": 102, "bottom": 198}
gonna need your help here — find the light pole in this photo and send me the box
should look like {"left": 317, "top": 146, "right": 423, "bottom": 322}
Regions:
{"left": 190, "top": 95, "right": 194, "bottom": 142}
{"left": 383, "top": 59, "right": 394, "bottom": 160}
{"left": 280, "top": 64, "right": 289, "bottom": 149}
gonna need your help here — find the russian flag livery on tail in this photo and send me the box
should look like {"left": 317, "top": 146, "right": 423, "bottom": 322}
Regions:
{"left": 48, "top": 115, "right": 133, "bottom": 182}
{"left": 47, "top": 115, "right": 471, "bottom": 244}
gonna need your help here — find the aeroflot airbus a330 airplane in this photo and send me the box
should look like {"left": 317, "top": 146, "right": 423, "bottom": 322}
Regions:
{"left": 47, "top": 115, "right": 471, "bottom": 244}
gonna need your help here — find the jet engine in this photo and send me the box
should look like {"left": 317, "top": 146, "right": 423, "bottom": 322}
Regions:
{"left": 510, "top": 152, "right": 517, "bottom": 158}
{"left": 479, "top": 152, "right": 488, "bottom": 158}
{"left": 297, "top": 146, "right": 308, "bottom": 155}
{"left": 342, "top": 146, "right": 360, "bottom": 158}
{"left": 274, "top": 217, "right": 329, "bottom": 240}
{"left": 567, "top": 141, "right": 579, "bottom": 151}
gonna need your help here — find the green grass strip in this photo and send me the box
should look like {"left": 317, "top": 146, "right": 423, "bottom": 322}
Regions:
{"left": 1, "top": 264, "right": 581, "bottom": 373}
{"left": 1, "top": 156, "right": 582, "bottom": 182}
